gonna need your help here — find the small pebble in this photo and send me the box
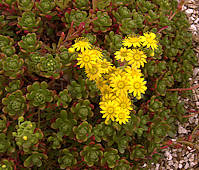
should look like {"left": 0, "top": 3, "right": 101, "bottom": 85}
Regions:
{"left": 179, "top": 163, "right": 183, "bottom": 169}
{"left": 186, "top": 9, "right": 194, "bottom": 14}
{"left": 178, "top": 126, "right": 188, "bottom": 134}
{"left": 190, "top": 25, "right": 197, "bottom": 31}
{"left": 184, "top": 162, "right": 190, "bottom": 169}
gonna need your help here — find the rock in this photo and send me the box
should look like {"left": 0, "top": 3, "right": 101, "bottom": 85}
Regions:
{"left": 186, "top": 9, "right": 194, "bottom": 14}
{"left": 179, "top": 163, "right": 183, "bottom": 169}
{"left": 184, "top": 162, "right": 190, "bottom": 169}
{"left": 178, "top": 125, "right": 188, "bottom": 134}
{"left": 190, "top": 25, "right": 197, "bottom": 31}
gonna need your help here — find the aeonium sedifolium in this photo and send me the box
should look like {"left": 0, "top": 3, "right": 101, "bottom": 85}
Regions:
{"left": 68, "top": 33, "right": 159, "bottom": 125}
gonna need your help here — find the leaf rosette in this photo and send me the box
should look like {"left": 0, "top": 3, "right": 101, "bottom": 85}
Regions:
{"left": 26, "top": 81, "right": 53, "bottom": 110}
{"left": 2, "top": 90, "right": 27, "bottom": 119}
{"left": 37, "top": 53, "right": 62, "bottom": 79}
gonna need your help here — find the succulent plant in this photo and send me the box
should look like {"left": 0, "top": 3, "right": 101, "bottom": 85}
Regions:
{"left": 1, "top": 45, "right": 16, "bottom": 56}
{"left": 17, "top": 0, "right": 34, "bottom": 11}
{"left": 26, "top": 81, "right": 53, "bottom": 110}
{"left": 92, "top": 11, "right": 112, "bottom": 32}
{"left": 0, "top": 133, "right": 11, "bottom": 153}
{"left": 17, "top": 11, "right": 41, "bottom": 32}
{"left": 0, "top": 115, "right": 7, "bottom": 133}
{"left": 47, "top": 133, "right": 62, "bottom": 149}
{"left": 0, "top": 159, "right": 15, "bottom": 170}
{"left": 113, "top": 159, "right": 131, "bottom": 170}
{"left": 0, "top": 35, "right": 14, "bottom": 48}
{"left": 2, "top": 90, "right": 27, "bottom": 119}
{"left": 130, "top": 145, "right": 146, "bottom": 160}
{"left": 5, "top": 80, "right": 21, "bottom": 93}
{"left": 72, "top": 0, "right": 90, "bottom": 10}
{"left": 73, "top": 121, "right": 92, "bottom": 143}
{"left": 104, "top": 31, "right": 122, "bottom": 53}
{"left": 101, "top": 148, "right": 120, "bottom": 168}
{"left": 113, "top": 130, "right": 131, "bottom": 154}
{"left": 57, "top": 47, "right": 75, "bottom": 66}
{"left": 24, "top": 152, "right": 48, "bottom": 168}
{"left": 54, "top": 0, "right": 70, "bottom": 10}
{"left": 67, "top": 79, "right": 88, "bottom": 99}
{"left": 2, "top": 54, "right": 24, "bottom": 79}
{"left": 64, "top": 9, "right": 88, "bottom": 28}
{"left": 25, "top": 51, "right": 42, "bottom": 73}
{"left": 18, "top": 33, "right": 42, "bottom": 53}
{"left": 54, "top": 89, "right": 72, "bottom": 108}
{"left": 12, "top": 117, "right": 43, "bottom": 153}
{"left": 37, "top": 53, "right": 62, "bottom": 79}
{"left": 58, "top": 148, "right": 77, "bottom": 169}
{"left": 80, "top": 143, "right": 103, "bottom": 167}
{"left": 51, "top": 110, "right": 77, "bottom": 138}
{"left": 70, "top": 99, "right": 93, "bottom": 121}
{"left": 35, "top": 0, "right": 56, "bottom": 16}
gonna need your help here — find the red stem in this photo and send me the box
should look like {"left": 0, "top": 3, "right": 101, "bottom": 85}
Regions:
{"left": 167, "top": 83, "right": 199, "bottom": 92}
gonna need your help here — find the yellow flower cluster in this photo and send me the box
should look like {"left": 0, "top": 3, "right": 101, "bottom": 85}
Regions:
{"left": 68, "top": 32, "right": 158, "bottom": 125}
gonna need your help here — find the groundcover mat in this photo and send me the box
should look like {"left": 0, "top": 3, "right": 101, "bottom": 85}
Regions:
{"left": 0, "top": 0, "right": 198, "bottom": 169}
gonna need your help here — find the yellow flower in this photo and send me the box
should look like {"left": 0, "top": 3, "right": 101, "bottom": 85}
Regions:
{"left": 115, "top": 94, "right": 133, "bottom": 111}
{"left": 85, "top": 62, "right": 102, "bottom": 80}
{"left": 115, "top": 109, "right": 131, "bottom": 124}
{"left": 90, "top": 47, "right": 103, "bottom": 59}
{"left": 126, "top": 49, "right": 147, "bottom": 68}
{"left": 140, "top": 32, "right": 158, "bottom": 51}
{"left": 99, "top": 59, "right": 113, "bottom": 74}
{"left": 114, "top": 47, "right": 133, "bottom": 62}
{"left": 95, "top": 77, "right": 107, "bottom": 88}
{"left": 100, "top": 92, "right": 116, "bottom": 104}
{"left": 68, "top": 47, "right": 75, "bottom": 53}
{"left": 124, "top": 66, "right": 143, "bottom": 78}
{"left": 100, "top": 100, "right": 119, "bottom": 122}
{"left": 99, "top": 84, "right": 113, "bottom": 96}
{"left": 23, "top": 136, "right": 28, "bottom": 140}
{"left": 72, "top": 37, "right": 92, "bottom": 52}
{"left": 110, "top": 67, "right": 128, "bottom": 78}
{"left": 110, "top": 75, "right": 131, "bottom": 96}
{"left": 77, "top": 50, "right": 96, "bottom": 68}
{"left": 2, "top": 165, "right": 6, "bottom": 168}
{"left": 130, "top": 77, "right": 147, "bottom": 99}
{"left": 122, "top": 34, "right": 141, "bottom": 48}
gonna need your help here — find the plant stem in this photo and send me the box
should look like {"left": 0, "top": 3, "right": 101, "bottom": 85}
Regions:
{"left": 190, "top": 124, "right": 199, "bottom": 141}
{"left": 176, "top": 140, "right": 199, "bottom": 150}
{"left": 92, "top": 0, "right": 97, "bottom": 12}
{"left": 167, "top": 83, "right": 199, "bottom": 92}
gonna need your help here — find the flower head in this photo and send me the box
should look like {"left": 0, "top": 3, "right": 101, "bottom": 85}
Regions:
{"left": 90, "top": 47, "right": 103, "bottom": 59}
{"left": 71, "top": 37, "right": 92, "bottom": 52}
{"left": 99, "top": 59, "right": 113, "bottom": 74}
{"left": 85, "top": 62, "right": 102, "bottom": 80}
{"left": 140, "top": 32, "right": 158, "bottom": 51}
{"left": 100, "top": 100, "right": 119, "bottom": 122}
{"left": 77, "top": 50, "right": 96, "bottom": 68}
{"left": 110, "top": 75, "right": 131, "bottom": 96}
{"left": 23, "top": 136, "right": 28, "bottom": 140}
{"left": 122, "top": 34, "right": 141, "bottom": 48}
{"left": 99, "top": 84, "right": 113, "bottom": 96}
{"left": 130, "top": 77, "right": 147, "bottom": 99}
{"left": 100, "top": 92, "right": 116, "bottom": 104}
{"left": 125, "top": 66, "right": 143, "bottom": 78}
{"left": 126, "top": 49, "right": 147, "bottom": 68}
{"left": 114, "top": 47, "right": 133, "bottom": 62}
{"left": 115, "top": 109, "right": 131, "bottom": 124}
{"left": 115, "top": 93, "right": 133, "bottom": 111}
